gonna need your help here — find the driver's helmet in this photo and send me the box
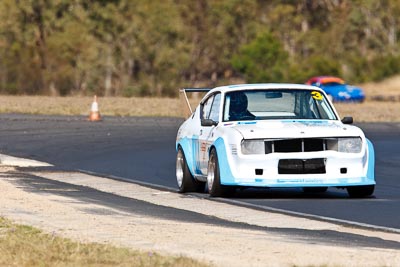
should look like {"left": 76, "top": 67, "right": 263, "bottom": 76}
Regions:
{"left": 229, "top": 91, "right": 248, "bottom": 114}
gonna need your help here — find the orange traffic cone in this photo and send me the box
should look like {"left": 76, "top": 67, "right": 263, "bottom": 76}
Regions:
{"left": 88, "top": 95, "right": 102, "bottom": 121}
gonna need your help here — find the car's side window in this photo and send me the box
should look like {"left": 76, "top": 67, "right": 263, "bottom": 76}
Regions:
{"left": 201, "top": 93, "right": 221, "bottom": 122}
{"left": 202, "top": 95, "right": 214, "bottom": 120}
{"left": 208, "top": 93, "right": 221, "bottom": 122}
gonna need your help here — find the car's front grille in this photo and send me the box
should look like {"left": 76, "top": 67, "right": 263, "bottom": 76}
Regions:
{"left": 278, "top": 158, "right": 326, "bottom": 174}
{"left": 265, "top": 138, "right": 334, "bottom": 154}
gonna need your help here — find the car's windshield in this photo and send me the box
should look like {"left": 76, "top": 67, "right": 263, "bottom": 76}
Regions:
{"left": 223, "top": 89, "right": 337, "bottom": 121}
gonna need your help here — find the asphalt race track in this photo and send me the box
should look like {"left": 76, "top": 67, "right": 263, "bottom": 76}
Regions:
{"left": 0, "top": 114, "right": 399, "bottom": 231}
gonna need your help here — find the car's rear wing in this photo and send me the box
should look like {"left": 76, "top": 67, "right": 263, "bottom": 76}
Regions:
{"left": 179, "top": 88, "right": 210, "bottom": 117}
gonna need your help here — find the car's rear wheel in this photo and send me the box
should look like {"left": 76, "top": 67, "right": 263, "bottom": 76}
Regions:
{"left": 302, "top": 187, "right": 328, "bottom": 193}
{"left": 176, "top": 148, "right": 205, "bottom": 193}
{"left": 347, "top": 185, "right": 375, "bottom": 198}
{"left": 207, "top": 149, "right": 233, "bottom": 197}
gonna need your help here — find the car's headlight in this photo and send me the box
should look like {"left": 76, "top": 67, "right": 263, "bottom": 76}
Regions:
{"left": 241, "top": 139, "right": 265, "bottom": 154}
{"left": 338, "top": 138, "right": 362, "bottom": 153}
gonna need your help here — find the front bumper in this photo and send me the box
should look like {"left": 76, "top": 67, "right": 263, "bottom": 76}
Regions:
{"left": 216, "top": 146, "right": 375, "bottom": 188}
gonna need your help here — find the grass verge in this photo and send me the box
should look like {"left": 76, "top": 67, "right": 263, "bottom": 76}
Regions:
{"left": 0, "top": 95, "right": 399, "bottom": 122}
{"left": 0, "top": 217, "right": 209, "bottom": 267}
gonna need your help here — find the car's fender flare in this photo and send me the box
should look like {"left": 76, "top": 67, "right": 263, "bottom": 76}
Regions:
{"left": 366, "top": 138, "right": 375, "bottom": 181}
{"left": 210, "top": 137, "right": 235, "bottom": 185}
{"left": 176, "top": 137, "right": 198, "bottom": 177}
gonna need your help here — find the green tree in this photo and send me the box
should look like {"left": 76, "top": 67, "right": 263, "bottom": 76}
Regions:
{"left": 208, "top": 0, "right": 258, "bottom": 84}
{"left": 175, "top": 0, "right": 258, "bottom": 87}
{"left": 232, "top": 32, "right": 289, "bottom": 82}
{"left": 1, "top": 0, "right": 400, "bottom": 96}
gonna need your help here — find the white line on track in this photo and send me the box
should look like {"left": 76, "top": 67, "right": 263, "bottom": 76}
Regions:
{"left": 2, "top": 153, "right": 397, "bottom": 234}
{"left": 216, "top": 198, "right": 400, "bottom": 234}
{"left": 78, "top": 169, "right": 400, "bottom": 234}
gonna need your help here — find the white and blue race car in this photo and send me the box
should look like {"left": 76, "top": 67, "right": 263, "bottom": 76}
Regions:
{"left": 176, "top": 84, "right": 375, "bottom": 197}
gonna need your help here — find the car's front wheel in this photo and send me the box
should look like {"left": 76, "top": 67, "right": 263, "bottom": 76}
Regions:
{"left": 347, "top": 185, "right": 375, "bottom": 198}
{"left": 176, "top": 148, "right": 205, "bottom": 193}
{"left": 207, "top": 149, "right": 233, "bottom": 197}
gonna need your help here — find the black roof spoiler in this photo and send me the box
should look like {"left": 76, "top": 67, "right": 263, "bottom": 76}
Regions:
{"left": 180, "top": 88, "right": 210, "bottom": 93}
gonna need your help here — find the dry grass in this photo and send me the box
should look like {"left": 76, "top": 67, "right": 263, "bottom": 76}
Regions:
{"left": 359, "top": 75, "right": 400, "bottom": 96}
{"left": 0, "top": 96, "right": 183, "bottom": 117}
{"left": 334, "top": 101, "right": 400, "bottom": 122}
{"left": 0, "top": 95, "right": 399, "bottom": 122}
{"left": 0, "top": 75, "right": 400, "bottom": 122}
{"left": 0, "top": 217, "right": 209, "bottom": 267}
{"left": 334, "top": 76, "right": 400, "bottom": 122}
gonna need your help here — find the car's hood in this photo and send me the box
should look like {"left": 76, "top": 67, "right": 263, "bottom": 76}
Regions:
{"left": 226, "top": 120, "right": 364, "bottom": 139}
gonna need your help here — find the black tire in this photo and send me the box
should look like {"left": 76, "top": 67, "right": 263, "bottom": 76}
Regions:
{"left": 302, "top": 187, "right": 328, "bottom": 193}
{"left": 207, "top": 149, "right": 234, "bottom": 197}
{"left": 176, "top": 148, "right": 205, "bottom": 193}
{"left": 347, "top": 185, "right": 375, "bottom": 198}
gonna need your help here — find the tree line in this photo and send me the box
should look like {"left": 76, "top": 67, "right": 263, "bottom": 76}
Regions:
{"left": 1, "top": 0, "right": 400, "bottom": 97}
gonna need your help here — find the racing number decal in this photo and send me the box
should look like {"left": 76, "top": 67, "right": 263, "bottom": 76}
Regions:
{"left": 311, "top": 91, "right": 323, "bottom": 100}
{"left": 200, "top": 141, "right": 208, "bottom": 163}
{"left": 200, "top": 142, "right": 207, "bottom": 152}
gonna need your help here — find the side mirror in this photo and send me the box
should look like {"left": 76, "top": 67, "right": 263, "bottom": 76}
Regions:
{"left": 341, "top": 116, "right": 353, "bottom": 124}
{"left": 201, "top": 119, "right": 218, "bottom": 127}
